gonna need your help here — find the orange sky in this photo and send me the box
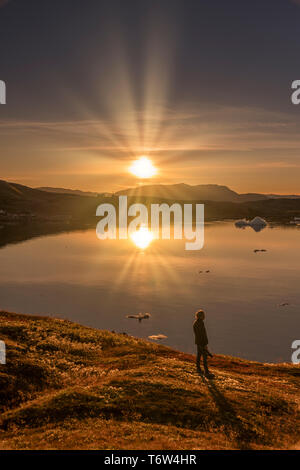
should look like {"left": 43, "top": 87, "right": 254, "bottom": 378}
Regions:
{"left": 1, "top": 104, "right": 300, "bottom": 195}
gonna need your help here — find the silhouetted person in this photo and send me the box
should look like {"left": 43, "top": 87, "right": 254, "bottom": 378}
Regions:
{"left": 193, "top": 310, "right": 214, "bottom": 378}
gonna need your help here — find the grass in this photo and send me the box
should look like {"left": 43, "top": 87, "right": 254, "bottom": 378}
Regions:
{"left": 0, "top": 310, "right": 299, "bottom": 450}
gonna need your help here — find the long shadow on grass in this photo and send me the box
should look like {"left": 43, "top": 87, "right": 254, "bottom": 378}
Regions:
{"left": 200, "top": 375, "right": 259, "bottom": 450}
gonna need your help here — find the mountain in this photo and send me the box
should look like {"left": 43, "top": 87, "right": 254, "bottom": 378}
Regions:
{"left": 267, "top": 194, "right": 300, "bottom": 199}
{"left": 33, "top": 183, "right": 300, "bottom": 203}
{"left": 0, "top": 311, "right": 299, "bottom": 450}
{"left": 0, "top": 179, "right": 102, "bottom": 220}
{"left": 0, "top": 179, "right": 48, "bottom": 202}
{"left": 0, "top": 179, "right": 83, "bottom": 212}
{"left": 37, "top": 187, "right": 106, "bottom": 198}
{"left": 1, "top": 180, "right": 300, "bottom": 238}
{"left": 115, "top": 183, "right": 268, "bottom": 203}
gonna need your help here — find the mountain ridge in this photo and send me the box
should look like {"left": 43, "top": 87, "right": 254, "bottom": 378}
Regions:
{"left": 0, "top": 311, "right": 299, "bottom": 450}
{"left": 1, "top": 179, "right": 300, "bottom": 228}
{"left": 30, "top": 182, "right": 300, "bottom": 203}
{"left": 37, "top": 187, "right": 111, "bottom": 198}
{"left": 116, "top": 183, "right": 269, "bottom": 203}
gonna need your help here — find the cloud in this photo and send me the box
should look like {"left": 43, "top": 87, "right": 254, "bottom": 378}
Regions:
{"left": 1, "top": 105, "right": 300, "bottom": 164}
{"left": 1, "top": 104, "right": 300, "bottom": 193}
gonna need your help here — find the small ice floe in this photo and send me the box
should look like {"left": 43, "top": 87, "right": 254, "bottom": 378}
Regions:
{"left": 148, "top": 334, "right": 167, "bottom": 340}
{"left": 249, "top": 217, "right": 268, "bottom": 232}
{"left": 290, "top": 217, "right": 300, "bottom": 225}
{"left": 235, "top": 219, "right": 249, "bottom": 228}
{"left": 126, "top": 313, "right": 151, "bottom": 323}
{"left": 235, "top": 217, "right": 267, "bottom": 232}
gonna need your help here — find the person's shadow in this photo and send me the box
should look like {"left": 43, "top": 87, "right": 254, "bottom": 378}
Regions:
{"left": 199, "top": 374, "right": 259, "bottom": 449}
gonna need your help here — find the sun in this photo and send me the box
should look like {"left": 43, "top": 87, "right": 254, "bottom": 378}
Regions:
{"left": 130, "top": 226, "right": 154, "bottom": 250}
{"left": 129, "top": 156, "right": 157, "bottom": 178}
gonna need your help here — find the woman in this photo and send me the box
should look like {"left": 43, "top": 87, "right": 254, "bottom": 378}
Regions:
{"left": 193, "top": 310, "right": 214, "bottom": 378}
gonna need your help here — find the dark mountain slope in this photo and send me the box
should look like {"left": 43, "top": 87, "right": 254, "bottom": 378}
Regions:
{"left": 116, "top": 183, "right": 268, "bottom": 203}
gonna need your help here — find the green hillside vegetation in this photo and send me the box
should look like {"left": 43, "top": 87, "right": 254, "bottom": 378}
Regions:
{"left": 0, "top": 311, "right": 299, "bottom": 450}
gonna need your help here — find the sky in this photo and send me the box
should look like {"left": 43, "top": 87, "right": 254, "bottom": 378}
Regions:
{"left": 1, "top": 0, "right": 300, "bottom": 194}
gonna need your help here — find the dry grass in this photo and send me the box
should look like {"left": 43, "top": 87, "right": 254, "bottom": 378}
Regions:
{"left": 0, "top": 310, "right": 299, "bottom": 450}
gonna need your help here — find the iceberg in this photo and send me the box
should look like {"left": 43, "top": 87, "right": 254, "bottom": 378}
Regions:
{"left": 249, "top": 216, "right": 267, "bottom": 227}
{"left": 235, "top": 219, "right": 249, "bottom": 228}
{"left": 235, "top": 217, "right": 267, "bottom": 232}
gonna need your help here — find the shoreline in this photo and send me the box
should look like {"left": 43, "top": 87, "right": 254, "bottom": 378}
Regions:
{"left": 0, "top": 310, "right": 295, "bottom": 366}
{"left": 0, "top": 216, "right": 299, "bottom": 251}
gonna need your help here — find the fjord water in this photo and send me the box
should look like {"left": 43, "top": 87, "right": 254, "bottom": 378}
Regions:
{"left": 0, "top": 222, "right": 299, "bottom": 363}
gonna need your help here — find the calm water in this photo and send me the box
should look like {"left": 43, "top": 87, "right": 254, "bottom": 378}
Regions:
{"left": 0, "top": 222, "right": 299, "bottom": 363}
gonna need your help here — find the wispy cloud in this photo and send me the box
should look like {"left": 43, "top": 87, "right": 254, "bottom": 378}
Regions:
{"left": 0, "top": 105, "right": 299, "bottom": 155}
{"left": 1, "top": 108, "right": 300, "bottom": 186}
{"left": 1, "top": 104, "right": 300, "bottom": 193}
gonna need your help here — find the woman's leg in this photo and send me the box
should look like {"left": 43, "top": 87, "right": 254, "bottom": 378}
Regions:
{"left": 202, "top": 349, "right": 209, "bottom": 374}
{"left": 196, "top": 345, "right": 202, "bottom": 370}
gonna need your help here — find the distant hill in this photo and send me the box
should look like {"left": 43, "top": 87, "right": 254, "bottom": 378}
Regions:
{"left": 34, "top": 183, "right": 300, "bottom": 203}
{"left": 0, "top": 179, "right": 101, "bottom": 220}
{"left": 267, "top": 194, "right": 300, "bottom": 199}
{"left": 0, "top": 179, "right": 82, "bottom": 210}
{"left": 37, "top": 187, "right": 106, "bottom": 198}
{"left": 0, "top": 179, "right": 47, "bottom": 202}
{"left": 115, "top": 183, "right": 269, "bottom": 203}
{"left": 1, "top": 179, "right": 300, "bottom": 234}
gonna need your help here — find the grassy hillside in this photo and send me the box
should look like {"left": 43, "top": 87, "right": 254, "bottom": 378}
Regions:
{"left": 0, "top": 311, "right": 299, "bottom": 450}
{"left": 1, "top": 179, "right": 300, "bottom": 225}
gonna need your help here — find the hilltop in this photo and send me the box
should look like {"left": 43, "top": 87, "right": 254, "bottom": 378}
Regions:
{"left": 1, "top": 179, "right": 300, "bottom": 225}
{"left": 37, "top": 187, "right": 108, "bottom": 198}
{"left": 37, "top": 182, "right": 300, "bottom": 203}
{"left": 115, "top": 183, "right": 268, "bottom": 203}
{"left": 0, "top": 179, "right": 99, "bottom": 217}
{"left": 0, "top": 311, "right": 299, "bottom": 450}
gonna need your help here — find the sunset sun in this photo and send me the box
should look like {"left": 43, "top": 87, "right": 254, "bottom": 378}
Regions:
{"left": 129, "top": 156, "right": 157, "bottom": 179}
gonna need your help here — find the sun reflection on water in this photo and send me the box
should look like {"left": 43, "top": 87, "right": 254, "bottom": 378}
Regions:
{"left": 130, "top": 226, "right": 154, "bottom": 250}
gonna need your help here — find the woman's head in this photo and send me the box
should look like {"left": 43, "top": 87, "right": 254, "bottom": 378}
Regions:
{"left": 195, "top": 309, "right": 205, "bottom": 320}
